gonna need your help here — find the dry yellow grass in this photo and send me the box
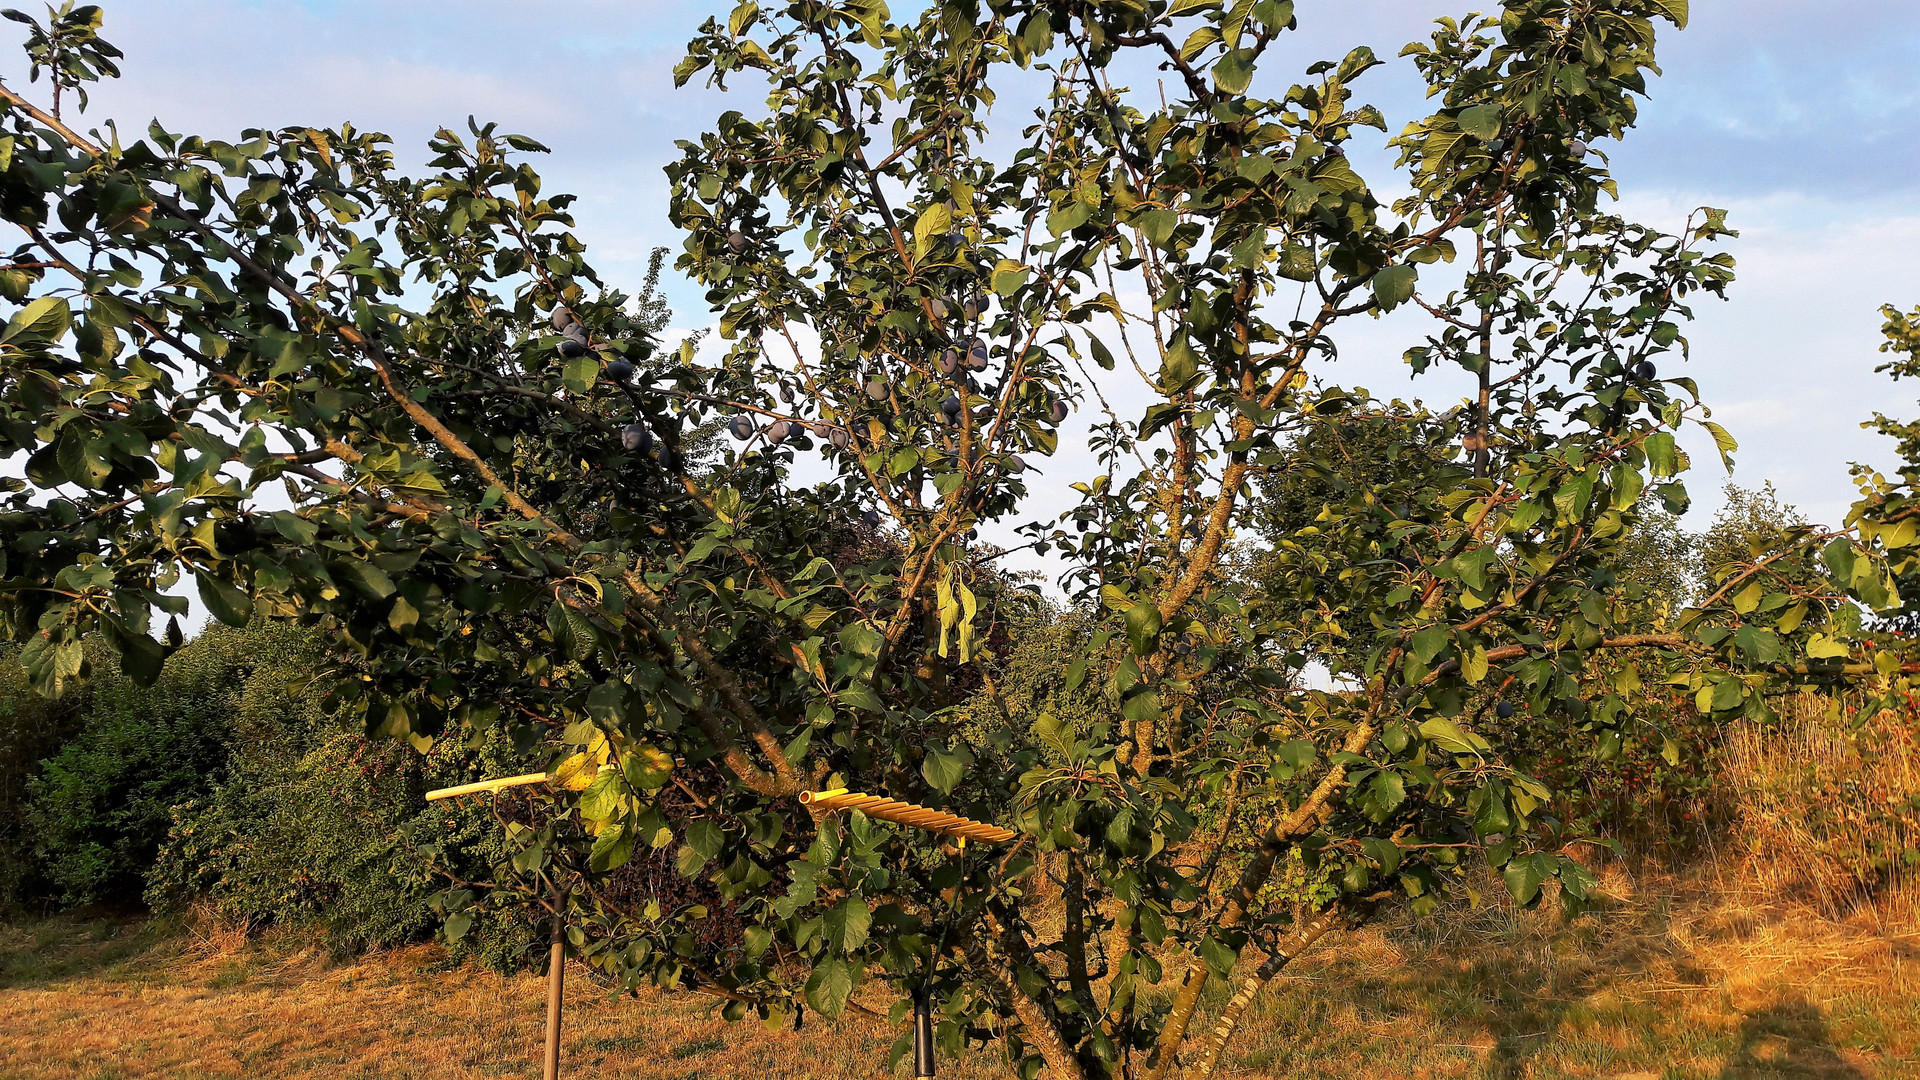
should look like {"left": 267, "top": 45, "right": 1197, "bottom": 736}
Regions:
{"left": 1724, "top": 698, "right": 1920, "bottom": 915}
{"left": 0, "top": 917, "right": 1016, "bottom": 1080}
{"left": 3, "top": 867, "right": 1918, "bottom": 1079}
{"left": 1197, "top": 864, "right": 1920, "bottom": 1079}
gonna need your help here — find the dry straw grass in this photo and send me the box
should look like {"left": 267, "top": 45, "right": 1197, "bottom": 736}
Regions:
{"left": 5, "top": 870, "right": 1918, "bottom": 1079}
{"left": 0, "top": 913, "right": 1012, "bottom": 1080}
{"left": 1723, "top": 694, "right": 1920, "bottom": 915}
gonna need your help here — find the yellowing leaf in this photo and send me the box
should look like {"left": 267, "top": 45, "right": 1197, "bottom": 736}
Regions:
{"left": 913, "top": 202, "right": 951, "bottom": 259}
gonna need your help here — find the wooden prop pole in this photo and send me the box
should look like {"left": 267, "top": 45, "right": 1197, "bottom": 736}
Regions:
{"left": 545, "top": 879, "right": 567, "bottom": 1080}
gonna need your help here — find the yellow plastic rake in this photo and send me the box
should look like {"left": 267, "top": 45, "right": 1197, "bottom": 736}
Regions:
{"left": 798, "top": 788, "right": 1017, "bottom": 844}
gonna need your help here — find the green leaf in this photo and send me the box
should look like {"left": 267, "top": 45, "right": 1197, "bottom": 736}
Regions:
{"left": 1502, "top": 856, "right": 1543, "bottom": 905}
{"left": 1420, "top": 716, "right": 1488, "bottom": 756}
{"left": 387, "top": 595, "right": 420, "bottom": 633}
{"left": 825, "top": 895, "right": 871, "bottom": 951}
{"left": 338, "top": 560, "right": 397, "bottom": 600}
{"left": 196, "top": 575, "right": 252, "bottom": 627}
{"left": 1645, "top": 0, "right": 1688, "bottom": 28}
{"left": 1709, "top": 677, "right": 1744, "bottom": 712}
{"left": 624, "top": 745, "right": 675, "bottom": 790}
{"left": 589, "top": 823, "right": 633, "bottom": 872}
{"left": 839, "top": 681, "right": 884, "bottom": 713}
{"left": 1213, "top": 49, "right": 1253, "bottom": 95}
{"left": 922, "top": 743, "right": 970, "bottom": 794}
{"left": 114, "top": 627, "right": 166, "bottom": 686}
{"left": 563, "top": 354, "right": 598, "bottom": 394}
{"left": 1457, "top": 104, "right": 1501, "bottom": 140}
{"left": 579, "top": 770, "right": 623, "bottom": 821}
{"left": 1124, "top": 602, "right": 1163, "bottom": 656}
{"left": 1822, "top": 539, "right": 1857, "bottom": 583}
{"left": 1364, "top": 770, "right": 1406, "bottom": 823}
{"left": 586, "top": 680, "right": 628, "bottom": 724}
{"left": 444, "top": 913, "right": 473, "bottom": 943}
{"left": 1159, "top": 337, "right": 1199, "bottom": 392}
{"left": 1461, "top": 645, "right": 1489, "bottom": 684}
{"left": 1121, "top": 686, "right": 1162, "bottom": 724}
{"left": 1731, "top": 625, "right": 1781, "bottom": 664}
{"left": 1360, "top": 837, "right": 1402, "bottom": 875}
{"left": 990, "top": 259, "right": 1030, "bottom": 296}
{"left": 1644, "top": 432, "right": 1678, "bottom": 477}
{"left": 805, "top": 956, "right": 857, "bottom": 1017}
{"left": 1277, "top": 243, "right": 1315, "bottom": 281}
{"left": 687, "top": 819, "right": 724, "bottom": 860}
{"left": 1, "top": 294, "right": 71, "bottom": 344}
{"left": 1410, "top": 625, "right": 1448, "bottom": 664}
{"left": 1700, "top": 420, "right": 1737, "bottom": 472}
{"left": 1372, "top": 265, "right": 1416, "bottom": 312}
{"left": 1138, "top": 209, "right": 1178, "bottom": 248}
{"left": 1199, "top": 934, "right": 1237, "bottom": 976}
{"left": 1610, "top": 462, "right": 1644, "bottom": 511}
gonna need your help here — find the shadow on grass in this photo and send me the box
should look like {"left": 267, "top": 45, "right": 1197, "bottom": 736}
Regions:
{"left": 1207, "top": 885, "right": 1905, "bottom": 1079}
{"left": 1715, "top": 1000, "right": 1868, "bottom": 1079}
{"left": 0, "top": 914, "right": 177, "bottom": 989}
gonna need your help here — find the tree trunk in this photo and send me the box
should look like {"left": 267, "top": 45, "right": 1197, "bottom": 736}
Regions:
{"left": 1183, "top": 910, "right": 1344, "bottom": 1080}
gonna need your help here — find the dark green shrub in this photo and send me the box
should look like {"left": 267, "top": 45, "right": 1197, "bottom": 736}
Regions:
{"left": 20, "top": 632, "right": 258, "bottom": 908}
{"left": 0, "top": 647, "right": 88, "bottom": 908}
{"left": 143, "top": 628, "right": 537, "bottom": 960}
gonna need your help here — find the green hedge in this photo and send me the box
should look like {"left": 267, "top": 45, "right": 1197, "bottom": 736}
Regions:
{"left": 1, "top": 623, "right": 536, "bottom": 965}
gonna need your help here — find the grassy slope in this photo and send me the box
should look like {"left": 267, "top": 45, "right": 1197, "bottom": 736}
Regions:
{"left": 3, "top": 871, "right": 1917, "bottom": 1079}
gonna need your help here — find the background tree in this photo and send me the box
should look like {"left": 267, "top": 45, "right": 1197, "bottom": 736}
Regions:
{"left": 1, "top": 4, "right": 1913, "bottom": 1079}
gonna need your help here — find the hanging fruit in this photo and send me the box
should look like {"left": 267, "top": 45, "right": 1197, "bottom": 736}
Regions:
{"left": 729, "top": 414, "right": 756, "bottom": 440}
{"left": 621, "top": 424, "right": 652, "bottom": 453}
{"left": 967, "top": 338, "right": 990, "bottom": 371}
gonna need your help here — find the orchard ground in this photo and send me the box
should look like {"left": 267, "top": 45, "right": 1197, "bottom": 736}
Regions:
{"left": 4, "top": 866, "right": 1916, "bottom": 1080}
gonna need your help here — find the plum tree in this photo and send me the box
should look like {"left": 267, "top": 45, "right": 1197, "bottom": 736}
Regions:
{"left": 1, "top": 3, "right": 1913, "bottom": 1079}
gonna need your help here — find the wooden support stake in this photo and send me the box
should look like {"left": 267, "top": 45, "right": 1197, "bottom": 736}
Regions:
{"left": 545, "top": 878, "right": 567, "bottom": 1080}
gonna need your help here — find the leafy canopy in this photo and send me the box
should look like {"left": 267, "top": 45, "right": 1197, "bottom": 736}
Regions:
{"left": 1, "top": 1, "right": 1913, "bottom": 1077}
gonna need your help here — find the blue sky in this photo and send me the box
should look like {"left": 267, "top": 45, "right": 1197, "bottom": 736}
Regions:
{"left": 9, "top": 1, "right": 1919, "bottom": 538}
